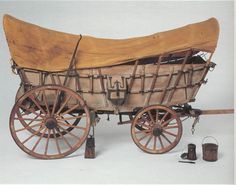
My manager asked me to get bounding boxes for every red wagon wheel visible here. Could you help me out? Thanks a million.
[131,105,182,154]
[10,85,91,159]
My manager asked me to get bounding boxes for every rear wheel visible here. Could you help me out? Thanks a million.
[10,85,91,159]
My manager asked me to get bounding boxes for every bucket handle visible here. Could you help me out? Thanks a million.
[202,136,218,146]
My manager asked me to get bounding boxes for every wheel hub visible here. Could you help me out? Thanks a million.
[45,117,57,129]
[152,127,162,136]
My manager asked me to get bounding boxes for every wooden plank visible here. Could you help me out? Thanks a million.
[98,69,105,93]
[98,68,108,106]
[160,68,174,104]
[187,67,193,86]
[74,70,81,92]
[89,69,93,93]
[128,60,139,93]
[39,71,43,85]
[200,109,234,115]
[183,71,188,100]
[55,73,62,85]
[166,50,191,104]
[188,52,213,101]
[140,65,145,94]
[49,73,56,84]
[63,36,82,86]
[19,69,30,85]
[144,56,162,106]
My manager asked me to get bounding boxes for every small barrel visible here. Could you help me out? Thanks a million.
[202,136,218,162]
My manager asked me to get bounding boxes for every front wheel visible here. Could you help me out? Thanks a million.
[131,105,182,154]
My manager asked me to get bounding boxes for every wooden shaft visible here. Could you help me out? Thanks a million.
[144,55,162,106]
[200,109,234,115]
[63,35,82,86]
[128,60,139,92]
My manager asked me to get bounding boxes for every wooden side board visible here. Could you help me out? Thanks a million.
[16,61,210,113]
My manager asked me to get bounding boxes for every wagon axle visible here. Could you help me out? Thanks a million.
[45,117,58,130]
[152,127,163,136]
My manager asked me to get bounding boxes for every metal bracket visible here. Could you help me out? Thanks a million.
[189,108,202,135]
[203,79,208,84]
[10,58,18,75]
[107,76,127,106]
[191,116,200,135]
[175,104,202,135]
[90,110,100,126]
[209,62,216,72]
[117,113,132,125]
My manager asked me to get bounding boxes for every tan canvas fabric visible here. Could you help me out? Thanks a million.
[3,15,219,72]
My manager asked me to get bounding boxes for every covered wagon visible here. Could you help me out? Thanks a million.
[4,15,226,159]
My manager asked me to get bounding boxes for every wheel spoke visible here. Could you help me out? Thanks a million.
[162,130,177,137]
[57,121,86,130]
[44,129,51,155]
[14,117,43,121]
[138,133,150,142]
[22,126,45,144]
[156,110,159,123]
[55,127,73,149]
[16,113,40,126]
[57,125,80,140]
[18,105,44,118]
[147,111,155,125]
[52,129,61,154]
[51,90,60,116]
[31,128,47,152]
[28,94,47,115]
[15,122,43,132]
[134,129,150,134]
[42,90,50,115]
[18,112,33,117]
[161,117,175,127]
[161,133,172,144]
[158,135,164,148]
[163,125,179,130]
[144,135,153,147]
[153,136,157,150]
[160,111,169,124]
[168,122,177,125]
[56,95,72,115]
[136,119,152,129]
[60,104,80,116]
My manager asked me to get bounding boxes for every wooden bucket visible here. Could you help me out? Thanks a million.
[202,136,218,162]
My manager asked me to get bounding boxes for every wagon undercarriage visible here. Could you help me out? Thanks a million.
[10,82,233,159]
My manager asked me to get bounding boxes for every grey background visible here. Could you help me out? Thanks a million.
[0,1,234,184]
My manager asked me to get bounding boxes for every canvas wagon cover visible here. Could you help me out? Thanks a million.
[3,15,219,72]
